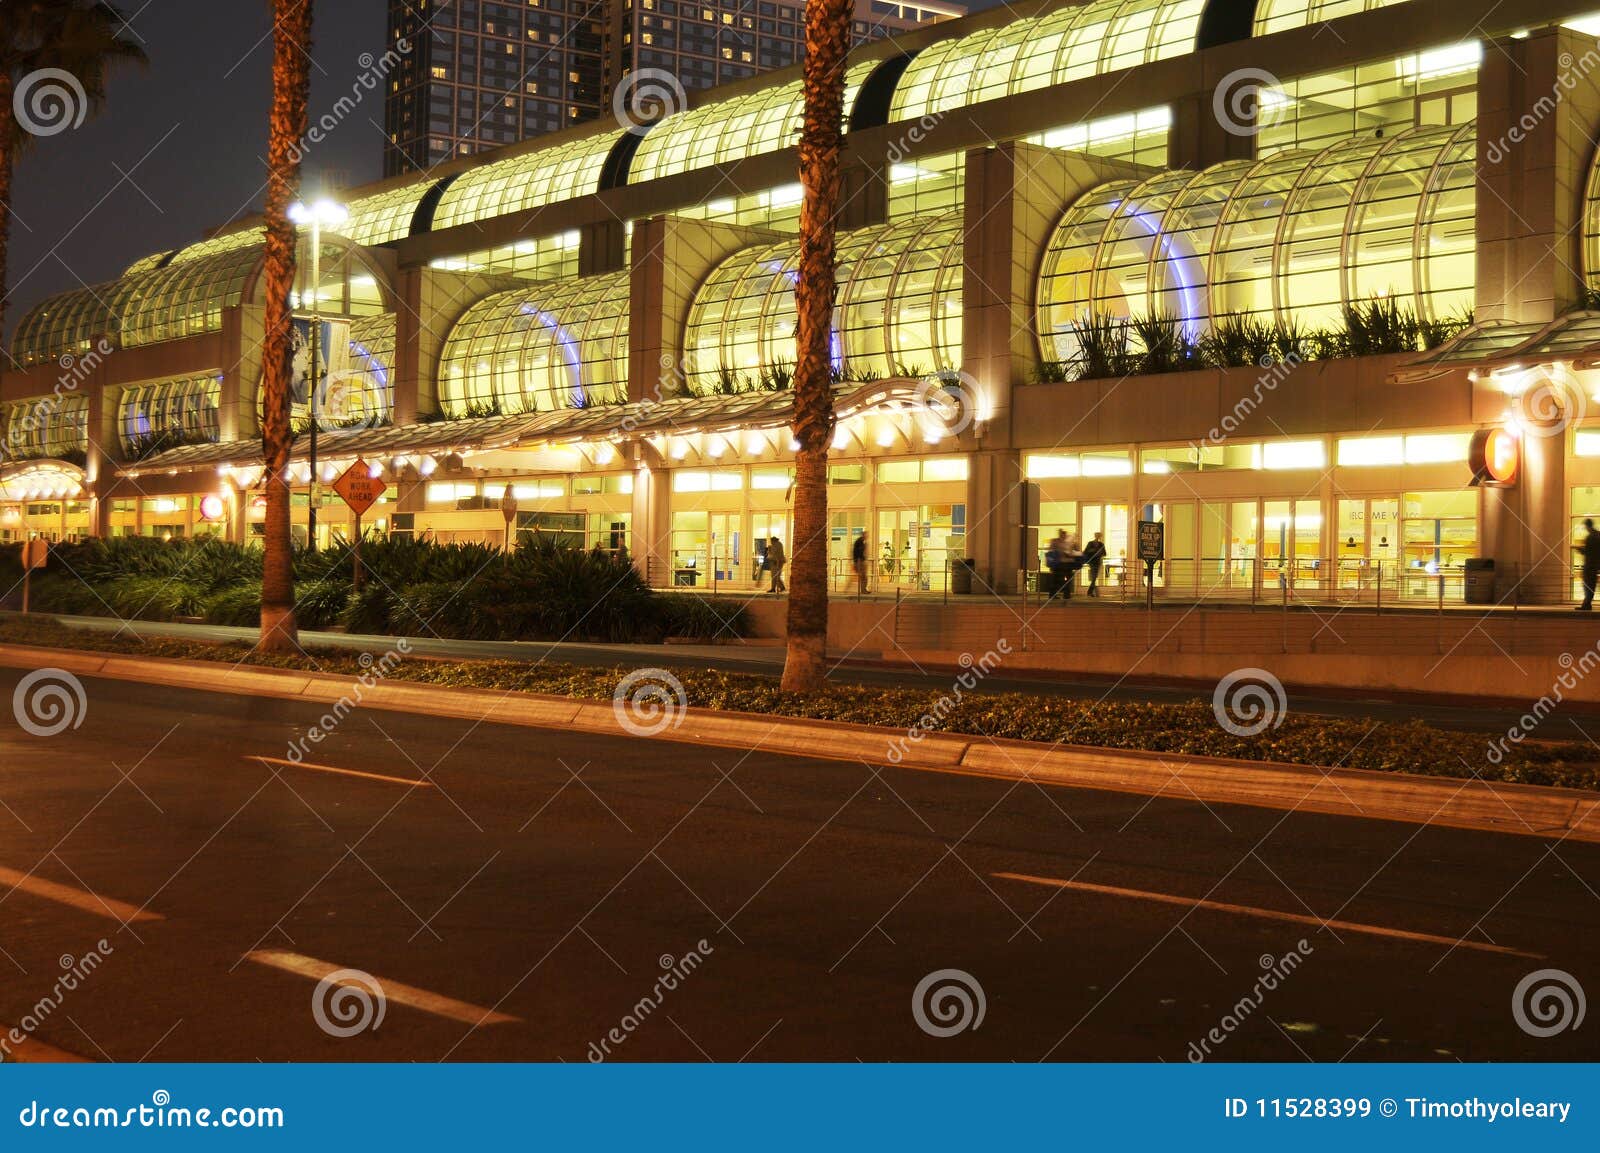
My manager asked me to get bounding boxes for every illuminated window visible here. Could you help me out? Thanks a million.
[683,213,965,393]
[438,271,631,417]
[1036,123,1476,360]
[118,374,223,455]
[0,393,90,459]
[1026,451,1132,477]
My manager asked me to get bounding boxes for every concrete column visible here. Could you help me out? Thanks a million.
[959,142,1144,592]
[630,448,672,586]
[627,216,779,403]
[1167,91,1254,172]
[1473,28,1600,599]
[1475,27,1600,323]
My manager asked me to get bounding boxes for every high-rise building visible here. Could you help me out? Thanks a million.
[385,0,962,177]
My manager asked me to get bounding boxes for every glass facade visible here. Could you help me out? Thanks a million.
[1037,123,1477,357]
[683,212,965,392]
[431,130,624,231]
[438,271,632,417]
[1253,0,1409,35]
[0,394,90,460]
[118,374,223,456]
[628,61,877,183]
[337,182,435,247]
[890,0,1202,121]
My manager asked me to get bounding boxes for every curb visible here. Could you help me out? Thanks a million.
[3,643,1596,844]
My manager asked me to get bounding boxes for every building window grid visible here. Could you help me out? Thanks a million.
[438,270,632,417]
[0,394,90,460]
[683,212,965,391]
[117,374,223,455]
[1036,122,1477,357]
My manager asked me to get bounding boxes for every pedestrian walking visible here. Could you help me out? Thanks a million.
[1044,530,1072,602]
[1577,518,1600,610]
[767,537,787,595]
[851,532,869,596]
[1081,531,1107,597]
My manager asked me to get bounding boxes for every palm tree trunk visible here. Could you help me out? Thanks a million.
[0,70,15,370]
[259,0,314,652]
[781,0,851,693]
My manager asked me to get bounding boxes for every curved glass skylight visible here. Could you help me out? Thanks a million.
[431,131,624,231]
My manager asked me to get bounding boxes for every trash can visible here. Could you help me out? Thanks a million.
[1464,557,1494,605]
[951,558,976,595]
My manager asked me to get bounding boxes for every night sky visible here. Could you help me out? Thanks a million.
[6,1,394,334]
[4,0,1005,336]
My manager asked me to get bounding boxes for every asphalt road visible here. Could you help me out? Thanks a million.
[0,670,1596,1062]
[20,612,1600,740]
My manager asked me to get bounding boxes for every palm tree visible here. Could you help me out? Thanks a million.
[781,0,852,693]
[1,1,144,356]
[259,0,314,652]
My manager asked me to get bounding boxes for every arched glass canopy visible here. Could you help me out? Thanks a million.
[118,374,223,455]
[890,0,1205,122]
[431,131,623,231]
[683,212,965,392]
[438,272,632,418]
[118,246,266,348]
[339,181,435,246]
[1035,122,1477,357]
[0,393,90,460]
[10,282,130,367]
[630,60,879,183]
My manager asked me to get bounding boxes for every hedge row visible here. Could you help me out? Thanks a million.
[0,536,744,643]
[1,615,1593,790]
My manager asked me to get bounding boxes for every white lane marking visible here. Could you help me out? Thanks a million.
[994,871,1542,959]
[0,864,162,924]
[245,949,520,1026]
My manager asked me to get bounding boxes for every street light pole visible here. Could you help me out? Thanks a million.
[289,198,347,554]
[307,215,320,552]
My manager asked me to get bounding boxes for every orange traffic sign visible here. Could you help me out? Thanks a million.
[332,459,388,516]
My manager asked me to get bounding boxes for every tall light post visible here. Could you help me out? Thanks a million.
[288,198,348,551]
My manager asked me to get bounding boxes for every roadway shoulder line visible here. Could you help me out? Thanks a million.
[245,949,519,1026]
[0,864,163,924]
[994,871,1541,959]
[3,642,1597,844]
[247,755,435,789]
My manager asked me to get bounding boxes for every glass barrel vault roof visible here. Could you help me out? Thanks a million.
[630,60,880,184]
[890,0,1205,122]
[431,131,624,232]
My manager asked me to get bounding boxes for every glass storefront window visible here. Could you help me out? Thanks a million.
[571,473,634,496]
